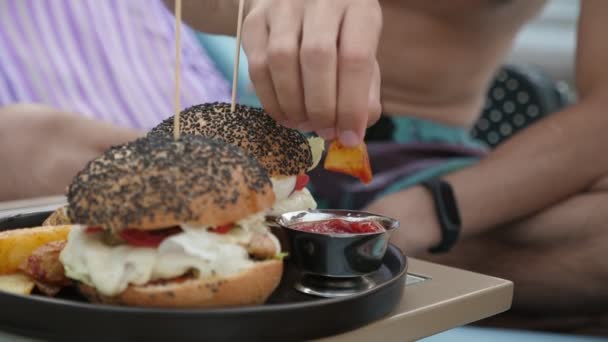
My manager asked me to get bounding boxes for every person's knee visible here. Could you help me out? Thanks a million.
[589,174,608,192]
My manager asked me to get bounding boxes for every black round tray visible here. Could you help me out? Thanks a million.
[0,212,407,342]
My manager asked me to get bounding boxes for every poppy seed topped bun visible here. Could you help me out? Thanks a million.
[149,102,313,177]
[67,134,275,231]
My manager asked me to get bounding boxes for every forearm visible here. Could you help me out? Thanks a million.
[162,0,253,35]
[425,232,608,326]
[451,0,608,237]
[447,93,608,236]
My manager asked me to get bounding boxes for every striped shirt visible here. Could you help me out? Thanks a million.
[0,0,230,129]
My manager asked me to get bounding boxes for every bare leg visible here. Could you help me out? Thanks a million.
[419,177,608,334]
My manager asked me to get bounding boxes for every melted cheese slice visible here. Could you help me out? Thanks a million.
[271,176,297,202]
[270,176,317,215]
[59,214,277,297]
[270,188,317,215]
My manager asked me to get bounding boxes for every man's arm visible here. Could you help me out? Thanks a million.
[0,105,142,201]
[368,0,608,253]
[162,0,250,35]
[451,0,608,233]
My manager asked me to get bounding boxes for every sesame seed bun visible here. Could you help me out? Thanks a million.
[77,259,283,308]
[149,103,313,177]
[67,134,275,231]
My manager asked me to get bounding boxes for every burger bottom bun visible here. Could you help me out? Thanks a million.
[78,260,283,308]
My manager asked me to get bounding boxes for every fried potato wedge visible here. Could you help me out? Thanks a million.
[0,273,35,295]
[42,206,71,226]
[0,225,72,275]
[323,141,373,184]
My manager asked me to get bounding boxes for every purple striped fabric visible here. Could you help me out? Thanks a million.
[0,0,230,129]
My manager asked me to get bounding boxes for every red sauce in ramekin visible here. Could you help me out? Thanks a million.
[290,219,385,235]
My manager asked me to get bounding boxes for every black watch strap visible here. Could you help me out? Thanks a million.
[420,178,461,253]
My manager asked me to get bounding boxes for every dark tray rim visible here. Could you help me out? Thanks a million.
[0,211,407,315]
[0,245,406,316]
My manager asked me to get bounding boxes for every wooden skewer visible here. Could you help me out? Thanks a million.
[231,0,246,113]
[173,0,183,140]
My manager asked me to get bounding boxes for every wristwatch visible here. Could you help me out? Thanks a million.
[420,178,461,253]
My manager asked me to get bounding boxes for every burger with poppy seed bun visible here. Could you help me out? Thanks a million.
[149,102,325,216]
[58,134,284,308]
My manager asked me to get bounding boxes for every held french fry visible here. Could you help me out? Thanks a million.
[0,273,35,295]
[323,141,373,184]
[0,225,72,274]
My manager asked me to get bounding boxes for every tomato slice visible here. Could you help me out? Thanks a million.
[208,224,233,234]
[85,227,104,234]
[294,174,310,191]
[119,227,182,248]
[91,223,233,248]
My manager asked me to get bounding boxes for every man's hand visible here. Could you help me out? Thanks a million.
[0,104,144,201]
[242,0,383,147]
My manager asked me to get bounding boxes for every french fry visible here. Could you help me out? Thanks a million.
[0,273,35,295]
[307,136,326,171]
[42,206,71,226]
[0,225,72,274]
[323,141,373,184]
